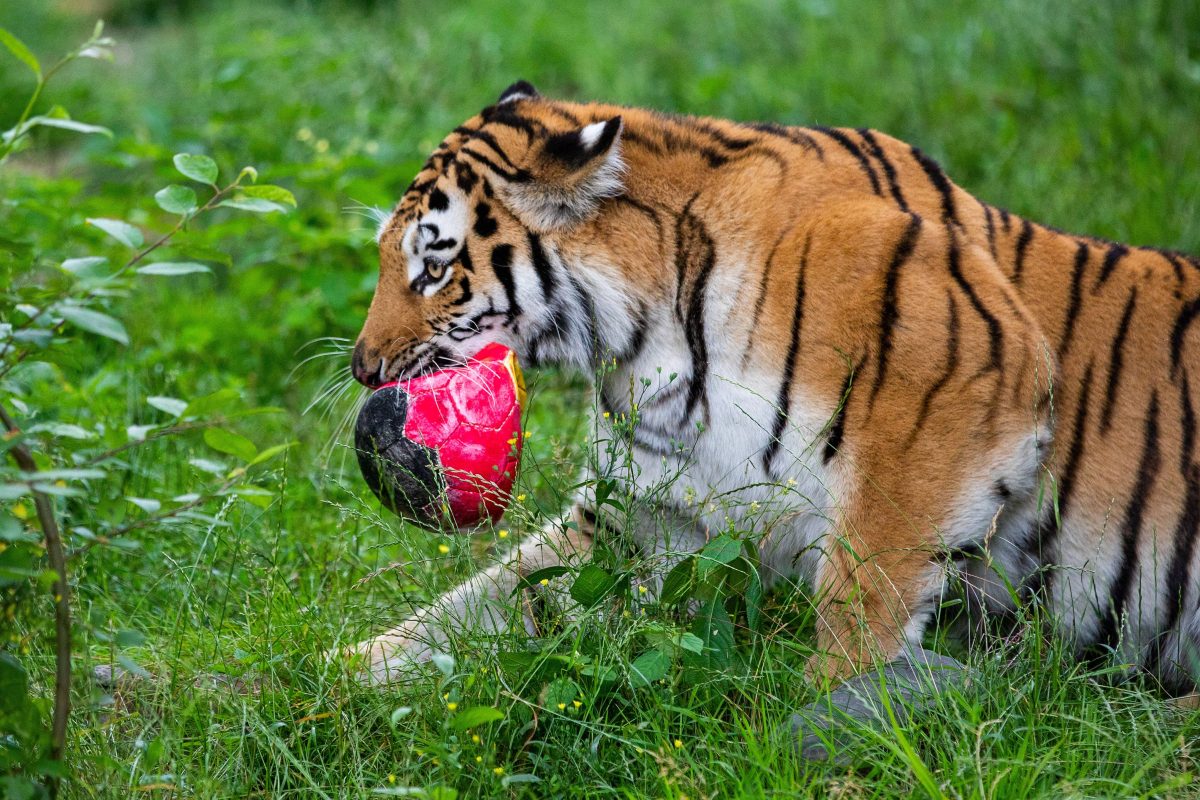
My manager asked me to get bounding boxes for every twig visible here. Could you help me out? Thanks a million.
[80,419,216,467]
[0,403,69,799]
[68,477,237,558]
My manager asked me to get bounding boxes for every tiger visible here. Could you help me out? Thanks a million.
[345,80,1200,707]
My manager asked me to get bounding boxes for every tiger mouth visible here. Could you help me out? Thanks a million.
[391,345,465,383]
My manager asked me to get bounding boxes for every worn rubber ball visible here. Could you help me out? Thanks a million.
[355,343,525,530]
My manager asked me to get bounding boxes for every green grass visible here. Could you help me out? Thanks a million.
[4,0,1200,796]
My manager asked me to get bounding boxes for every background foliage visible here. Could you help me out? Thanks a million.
[2,0,1199,797]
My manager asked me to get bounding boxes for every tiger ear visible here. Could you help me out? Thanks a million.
[503,116,625,232]
[498,80,539,104]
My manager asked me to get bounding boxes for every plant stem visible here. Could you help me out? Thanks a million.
[0,403,70,799]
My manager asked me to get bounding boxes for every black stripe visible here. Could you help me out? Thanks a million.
[673,200,717,421]
[910,146,958,225]
[612,195,666,242]
[478,103,541,136]
[490,244,521,321]
[1091,392,1162,659]
[690,118,757,151]
[458,146,532,183]
[1058,242,1090,360]
[1013,218,1035,285]
[998,207,1012,234]
[868,214,923,411]
[762,235,811,475]
[1099,288,1138,433]
[449,275,473,306]
[946,226,1004,372]
[824,355,865,464]
[747,122,825,158]
[1040,361,1095,569]
[913,291,961,432]
[811,126,882,196]
[473,202,498,238]
[741,227,792,369]
[981,202,997,260]
[1170,297,1200,378]
[1165,251,1185,286]
[1091,243,1129,291]
[566,273,598,360]
[622,301,650,362]
[1150,373,1200,673]
[857,128,909,211]
[527,232,558,302]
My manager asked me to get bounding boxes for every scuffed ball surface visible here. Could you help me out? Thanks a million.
[355,343,524,529]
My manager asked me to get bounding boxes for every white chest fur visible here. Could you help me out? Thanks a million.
[590,330,842,589]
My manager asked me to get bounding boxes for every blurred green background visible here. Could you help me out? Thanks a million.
[3,0,1200,796]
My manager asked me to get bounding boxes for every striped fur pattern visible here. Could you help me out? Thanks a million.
[351,81,1200,690]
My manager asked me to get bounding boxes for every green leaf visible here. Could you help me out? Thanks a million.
[127,424,156,441]
[22,468,106,481]
[450,706,504,731]
[57,306,129,345]
[137,262,211,277]
[0,484,29,501]
[746,569,764,634]
[183,388,239,418]
[61,256,108,276]
[685,598,735,672]
[86,217,144,249]
[700,534,741,566]
[0,27,40,78]
[629,649,670,688]
[204,428,257,461]
[570,564,617,607]
[154,184,198,215]
[127,497,161,513]
[173,152,218,184]
[218,196,289,213]
[230,486,273,509]
[660,556,696,604]
[678,632,705,654]
[249,442,295,466]
[431,652,455,677]
[237,165,258,184]
[27,422,94,440]
[515,565,571,593]
[147,396,188,417]
[241,184,296,207]
[189,458,226,475]
[18,115,111,138]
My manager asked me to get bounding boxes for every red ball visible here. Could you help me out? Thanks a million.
[355,343,525,530]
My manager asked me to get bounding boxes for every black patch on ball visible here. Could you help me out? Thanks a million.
[355,385,445,528]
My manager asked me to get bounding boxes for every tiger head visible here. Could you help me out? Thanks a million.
[351,81,628,388]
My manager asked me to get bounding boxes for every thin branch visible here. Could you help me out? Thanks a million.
[68,477,237,558]
[0,403,69,799]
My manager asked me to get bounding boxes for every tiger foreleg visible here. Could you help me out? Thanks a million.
[342,509,593,684]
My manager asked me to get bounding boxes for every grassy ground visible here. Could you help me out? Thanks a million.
[4,0,1200,796]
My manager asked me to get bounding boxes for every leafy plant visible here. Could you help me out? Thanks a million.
[0,24,296,797]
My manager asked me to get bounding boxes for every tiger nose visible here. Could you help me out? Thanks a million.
[351,341,383,389]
